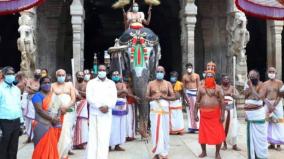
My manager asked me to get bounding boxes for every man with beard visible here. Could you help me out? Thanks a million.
[182,63,200,133]
[73,71,89,149]
[220,75,241,151]
[22,69,41,143]
[244,69,268,159]
[194,62,225,159]
[262,67,284,151]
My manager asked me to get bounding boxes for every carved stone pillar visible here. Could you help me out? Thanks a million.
[17,8,37,77]
[70,0,84,74]
[267,20,284,80]
[182,0,197,69]
[226,2,249,85]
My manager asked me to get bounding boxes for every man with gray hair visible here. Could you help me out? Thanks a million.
[0,66,23,159]
[52,69,76,159]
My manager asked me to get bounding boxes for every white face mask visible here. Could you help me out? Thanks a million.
[133,6,139,12]
[268,73,276,80]
[84,74,91,81]
[98,71,106,79]
[187,68,192,73]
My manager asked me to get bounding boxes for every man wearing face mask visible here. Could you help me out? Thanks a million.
[109,71,128,151]
[182,63,200,133]
[86,65,117,159]
[73,71,89,149]
[126,2,151,29]
[169,71,185,135]
[220,75,240,151]
[262,67,284,151]
[84,69,91,82]
[244,69,268,159]
[22,69,41,143]
[146,66,175,159]
[0,66,23,159]
[52,69,76,159]
[194,62,225,159]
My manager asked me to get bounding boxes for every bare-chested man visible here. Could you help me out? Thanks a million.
[262,67,284,150]
[146,66,175,159]
[109,71,128,151]
[220,75,241,151]
[22,69,41,143]
[52,69,76,159]
[244,69,268,159]
[182,63,200,133]
[194,65,225,159]
[73,71,88,149]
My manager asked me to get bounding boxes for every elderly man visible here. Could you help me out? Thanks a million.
[146,66,175,159]
[194,62,225,159]
[73,71,89,149]
[262,67,284,150]
[182,63,200,133]
[244,69,268,159]
[0,66,23,159]
[220,75,240,151]
[52,69,76,159]
[86,65,117,159]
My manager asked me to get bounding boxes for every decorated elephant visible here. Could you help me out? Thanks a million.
[109,1,161,138]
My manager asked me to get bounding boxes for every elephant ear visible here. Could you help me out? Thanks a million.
[149,44,161,80]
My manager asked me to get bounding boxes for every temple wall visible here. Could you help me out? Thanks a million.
[37,0,72,76]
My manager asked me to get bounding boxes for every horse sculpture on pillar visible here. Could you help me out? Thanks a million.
[109,0,161,138]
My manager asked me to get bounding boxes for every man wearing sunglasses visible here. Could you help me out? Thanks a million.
[146,66,175,159]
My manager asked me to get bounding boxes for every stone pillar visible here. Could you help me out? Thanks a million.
[70,0,84,73]
[226,2,249,85]
[267,20,284,80]
[17,8,37,77]
[182,0,197,69]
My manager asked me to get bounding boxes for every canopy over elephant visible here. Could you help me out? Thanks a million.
[109,0,161,138]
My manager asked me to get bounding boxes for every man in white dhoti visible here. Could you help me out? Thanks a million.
[52,69,76,159]
[125,80,137,141]
[169,71,185,135]
[182,63,200,133]
[22,69,41,142]
[244,70,268,159]
[262,67,284,151]
[221,75,241,151]
[73,71,89,149]
[146,66,175,159]
[109,71,128,151]
[86,65,117,159]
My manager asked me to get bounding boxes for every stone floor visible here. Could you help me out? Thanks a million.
[17,119,284,159]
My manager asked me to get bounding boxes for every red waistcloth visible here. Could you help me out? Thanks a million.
[32,127,59,159]
[198,107,225,145]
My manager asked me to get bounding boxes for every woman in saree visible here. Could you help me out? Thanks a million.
[31,76,62,159]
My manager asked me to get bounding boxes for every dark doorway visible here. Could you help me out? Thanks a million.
[84,0,181,76]
[246,16,267,81]
[0,14,21,71]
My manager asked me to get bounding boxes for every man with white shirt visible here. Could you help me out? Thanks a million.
[86,65,117,159]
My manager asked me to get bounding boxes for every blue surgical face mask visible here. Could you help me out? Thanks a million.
[5,75,15,84]
[170,77,177,83]
[112,76,120,82]
[156,72,164,80]
[41,83,51,92]
[98,71,107,79]
[57,76,65,83]
[84,74,91,81]
[133,6,139,12]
